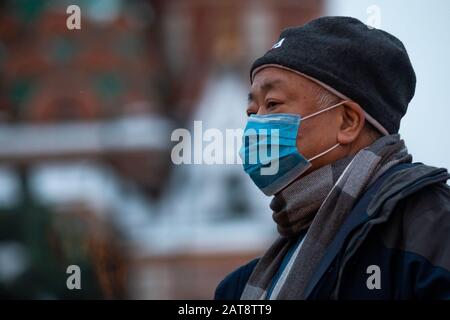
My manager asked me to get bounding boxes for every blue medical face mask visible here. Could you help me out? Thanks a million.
[239,101,347,196]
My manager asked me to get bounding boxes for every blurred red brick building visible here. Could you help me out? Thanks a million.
[0,0,323,299]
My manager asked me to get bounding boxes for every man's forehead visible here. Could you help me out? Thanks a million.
[251,72,290,92]
[251,67,307,92]
[252,78,284,93]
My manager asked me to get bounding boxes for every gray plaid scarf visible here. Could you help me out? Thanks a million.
[241,134,412,300]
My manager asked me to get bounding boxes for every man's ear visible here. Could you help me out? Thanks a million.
[336,101,365,145]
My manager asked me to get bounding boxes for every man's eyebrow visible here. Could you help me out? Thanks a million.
[248,78,286,103]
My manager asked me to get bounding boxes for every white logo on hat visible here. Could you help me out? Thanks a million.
[271,38,285,49]
[366,5,381,29]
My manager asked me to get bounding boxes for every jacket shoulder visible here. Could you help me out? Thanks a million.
[214,258,259,300]
[383,181,450,270]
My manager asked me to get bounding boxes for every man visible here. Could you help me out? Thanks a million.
[215,16,450,299]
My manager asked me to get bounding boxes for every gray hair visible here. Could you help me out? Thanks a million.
[311,83,382,139]
[311,83,341,110]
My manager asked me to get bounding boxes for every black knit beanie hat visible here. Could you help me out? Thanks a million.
[250,16,416,134]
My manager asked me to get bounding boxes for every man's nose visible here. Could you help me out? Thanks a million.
[246,104,259,116]
[256,106,269,115]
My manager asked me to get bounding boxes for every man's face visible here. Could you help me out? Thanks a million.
[247,67,344,173]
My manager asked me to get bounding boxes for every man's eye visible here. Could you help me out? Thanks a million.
[267,101,280,109]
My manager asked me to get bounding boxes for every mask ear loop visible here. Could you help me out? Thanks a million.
[308,143,340,162]
[301,100,349,121]
[303,100,350,162]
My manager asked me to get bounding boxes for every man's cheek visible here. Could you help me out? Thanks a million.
[296,138,310,159]
[295,127,312,154]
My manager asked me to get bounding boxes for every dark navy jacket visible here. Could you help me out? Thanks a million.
[215,163,450,300]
